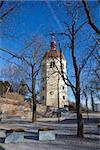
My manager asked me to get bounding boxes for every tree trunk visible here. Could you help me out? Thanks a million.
[32,66,36,122]
[71,23,83,137]
[84,92,89,119]
[91,91,94,112]
[57,73,60,122]
[76,76,83,137]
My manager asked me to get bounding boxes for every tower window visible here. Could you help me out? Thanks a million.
[50,61,55,68]
[63,96,65,99]
[62,86,64,90]
[42,96,44,100]
[42,87,44,90]
[53,61,55,67]
[42,78,44,81]
[50,62,53,68]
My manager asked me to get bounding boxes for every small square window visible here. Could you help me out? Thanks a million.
[50,91,54,95]
[62,86,64,90]
[42,96,44,100]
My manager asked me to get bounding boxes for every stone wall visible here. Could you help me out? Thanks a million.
[3,92,24,101]
[0,96,32,120]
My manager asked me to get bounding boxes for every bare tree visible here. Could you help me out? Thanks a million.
[1,64,25,92]
[52,1,98,137]
[0,35,46,122]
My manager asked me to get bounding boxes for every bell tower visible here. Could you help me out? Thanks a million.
[40,36,69,108]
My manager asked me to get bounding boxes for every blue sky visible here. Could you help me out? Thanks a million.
[0,0,99,103]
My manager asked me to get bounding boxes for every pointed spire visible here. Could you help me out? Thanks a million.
[50,32,56,50]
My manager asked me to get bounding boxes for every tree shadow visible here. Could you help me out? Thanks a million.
[1,120,32,125]
[60,117,99,124]
[0,145,5,150]
[24,131,38,140]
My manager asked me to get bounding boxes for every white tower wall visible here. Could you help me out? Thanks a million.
[40,56,68,108]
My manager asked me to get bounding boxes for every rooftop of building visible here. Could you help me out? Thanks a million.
[43,36,65,60]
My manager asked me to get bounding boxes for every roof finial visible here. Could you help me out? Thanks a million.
[50,32,54,41]
[50,32,56,50]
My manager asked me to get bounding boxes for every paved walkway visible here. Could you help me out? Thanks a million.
[0,113,99,150]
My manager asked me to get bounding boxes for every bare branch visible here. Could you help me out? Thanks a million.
[0,47,32,66]
[79,44,97,74]
[21,83,32,94]
[53,32,72,41]
[92,53,100,64]
[0,6,15,20]
[0,1,4,8]
[0,55,32,80]
[58,43,76,97]
[82,0,100,34]
[64,21,72,35]
[75,20,87,34]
